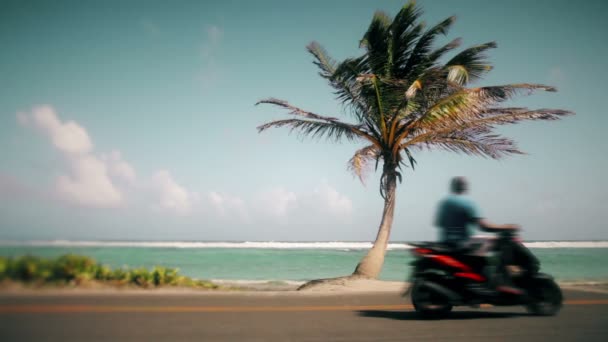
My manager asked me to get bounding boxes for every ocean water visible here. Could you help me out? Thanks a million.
[1,241,607,284]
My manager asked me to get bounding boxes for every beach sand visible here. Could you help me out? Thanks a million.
[0,279,408,295]
[2,278,606,295]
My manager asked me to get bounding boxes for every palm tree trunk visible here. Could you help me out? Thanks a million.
[352,169,397,279]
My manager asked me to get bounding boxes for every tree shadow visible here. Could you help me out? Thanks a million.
[357,310,528,321]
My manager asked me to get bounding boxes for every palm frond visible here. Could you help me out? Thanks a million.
[256,98,339,122]
[446,42,497,85]
[469,107,573,126]
[256,119,362,142]
[390,2,424,77]
[413,84,559,130]
[371,76,389,140]
[308,42,371,123]
[256,98,384,146]
[348,145,381,184]
[409,130,522,159]
[401,107,573,152]
[405,79,422,99]
[307,41,336,79]
[331,56,370,119]
[360,11,392,77]
[403,16,456,79]
[428,38,462,63]
[395,66,457,117]
[402,148,417,169]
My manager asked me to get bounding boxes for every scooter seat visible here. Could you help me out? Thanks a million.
[410,241,483,255]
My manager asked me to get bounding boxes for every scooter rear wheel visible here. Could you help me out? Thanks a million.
[411,279,453,318]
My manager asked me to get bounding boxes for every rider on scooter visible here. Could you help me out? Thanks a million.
[435,176,521,293]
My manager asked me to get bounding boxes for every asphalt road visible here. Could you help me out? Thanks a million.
[1,288,607,341]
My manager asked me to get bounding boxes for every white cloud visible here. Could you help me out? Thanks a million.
[56,154,123,207]
[152,170,196,215]
[18,106,122,208]
[208,191,248,220]
[253,188,297,221]
[208,185,352,224]
[15,106,352,223]
[312,184,353,217]
[28,105,93,155]
[17,106,201,215]
[102,150,136,184]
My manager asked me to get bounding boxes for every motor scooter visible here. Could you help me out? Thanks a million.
[407,231,562,318]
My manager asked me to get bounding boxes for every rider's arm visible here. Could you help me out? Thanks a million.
[477,218,519,232]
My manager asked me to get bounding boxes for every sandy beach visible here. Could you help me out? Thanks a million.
[0,278,408,295]
[2,278,608,296]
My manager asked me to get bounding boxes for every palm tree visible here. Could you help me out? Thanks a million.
[256,2,573,280]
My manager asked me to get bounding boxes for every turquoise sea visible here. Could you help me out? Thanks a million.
[1,241,607,285]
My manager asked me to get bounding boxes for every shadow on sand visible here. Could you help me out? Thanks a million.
[357,310,528,321]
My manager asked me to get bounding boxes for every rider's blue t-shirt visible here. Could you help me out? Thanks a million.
[435,194,481,244]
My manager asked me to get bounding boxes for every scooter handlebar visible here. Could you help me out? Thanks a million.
[499,228,520,238]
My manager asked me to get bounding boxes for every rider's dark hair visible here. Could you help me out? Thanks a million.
[450,177,467,194]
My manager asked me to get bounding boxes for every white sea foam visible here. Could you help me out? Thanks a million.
[1,240,607,249]
[524,241,608,248]
[0,240,406,250]
[212,279,306,286]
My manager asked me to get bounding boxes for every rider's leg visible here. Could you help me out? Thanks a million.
[495,240,523,294]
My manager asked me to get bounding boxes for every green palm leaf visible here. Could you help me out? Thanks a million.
[360,11,392,77]
[410,130,522,159]
[308,44,374,128]
[306,41,336,80]
[255,98,340,122]
[445,42,497,85]
[256,119,361,142]
[390,2,424,77]
[413,84,559,130]
[428,38,462,63]
[402,107,573,154]
[403,16,456,80]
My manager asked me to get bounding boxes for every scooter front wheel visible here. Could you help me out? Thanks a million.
[411,279,453,318]
[525,278,562,316]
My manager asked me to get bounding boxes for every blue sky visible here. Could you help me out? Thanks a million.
[0,0,606,241]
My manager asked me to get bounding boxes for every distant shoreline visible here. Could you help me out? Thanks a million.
[2,239,608,249]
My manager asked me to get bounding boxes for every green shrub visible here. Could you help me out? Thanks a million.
[110,268,129,283]
[151,266,179,286]
[0,254,219,289]
[10,255,49,281]
[193,279,219,289]
[51,254,97,282]
[94,264,112,281]
[128,268,152,287]
[0,257,8,279]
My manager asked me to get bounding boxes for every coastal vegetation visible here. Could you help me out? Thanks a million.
[256,1,573,283]
[0,254,220,289]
